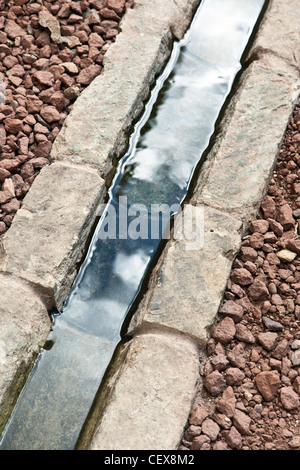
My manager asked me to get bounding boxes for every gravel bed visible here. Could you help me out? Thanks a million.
[0,0,133,236]
[180,103,300,451]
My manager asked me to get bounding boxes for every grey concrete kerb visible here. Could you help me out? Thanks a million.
[0,0,299,450]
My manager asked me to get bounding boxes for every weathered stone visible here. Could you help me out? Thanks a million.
[212,317,236,345]
[88,333,200,450]
[255,371,281,401]
[262,316,284,332]
[0,162,105,310]
[0,274,50,433]
[226,426,242,449]
[204,370,227,397]
[248,0,300,69]
[261,195,276,219]
[201,418,220,441]
[277,249,297,263]
[216,386,236,418]
[231,268,253,286]
[276,204,295,230]
[233,409,252,436]
[129,206,241,343]
[257,332,278,351]
[192,57,299,226]
[189,406,209,426]
[248,279,269,301]
[280,386,300,410]
[219,300,244,322]
[235,323,255,344]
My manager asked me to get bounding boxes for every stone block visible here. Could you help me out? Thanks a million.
[248,0,300,69]
[192,57,299,227]
[0,162,105,310]
[128,205,242,343]
[0,274,50,433]
[88,332,200,450]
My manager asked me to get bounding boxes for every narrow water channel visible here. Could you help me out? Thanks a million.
[0,0,267,450]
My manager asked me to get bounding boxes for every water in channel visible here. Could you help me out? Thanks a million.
[0,0,266,450]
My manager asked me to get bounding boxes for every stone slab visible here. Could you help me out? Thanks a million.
[0,274,50,434]
[192,56,300,228]
[0,162,105,311]
[128,205,242,344]
[247,0,300,69]
[50,0,200,177]
[88,332,200,450]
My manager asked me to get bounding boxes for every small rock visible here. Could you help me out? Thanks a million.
[240,246,257,262]
[4,118,23,134]
[216,386,236,417]
[189,406,209,426]
[249,219,269,234]
[204,370,227,397]
[272,339,290,360]
[291,349,300,366]
[38,9,61,43]
[219,300,244,322]
[235,323,255,343]
[226,426,242,449]
[262,316,284,332]
[212,317,236,344]
[2,178,15,197]
[77,65,101,85]
[32,70,54,88]
[5,19,26,39]
[63,86,80,100]
[280,386,300,410]
[255,371,280,401]
[277,249,297,263]
[231,268,253,286]
[285,239,300,255]
[201,418,220,441]
[256,332,278,351]
[61,62,79,74]
[40,106,61,123]
[289,436,300,449]
[248,279,269,301]
[225,367,245,386]
[190,435,210,450]
[261,195,276,219]
[277,204,295,230]
[233,409,252,436]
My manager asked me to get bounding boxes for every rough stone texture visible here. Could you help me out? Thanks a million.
[0,274,50,433]
[192,56,299,228]
[0,162,105,310]
[51,0,200,177]
[89,332,200,450]
[248,0,300,69]
[128,205,242,343]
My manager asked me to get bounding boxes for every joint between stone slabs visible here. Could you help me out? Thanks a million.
[127,204,242,345]
[191,58,300,232]
[245,0,300,73]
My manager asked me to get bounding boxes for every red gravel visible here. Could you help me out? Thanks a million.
[180,103,300,451]
[0,0,133,236]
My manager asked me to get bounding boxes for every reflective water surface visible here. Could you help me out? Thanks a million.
[0,0,266,450]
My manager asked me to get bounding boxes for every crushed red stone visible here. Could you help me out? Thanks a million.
[0,0,133,236]
[180,103,300,451]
